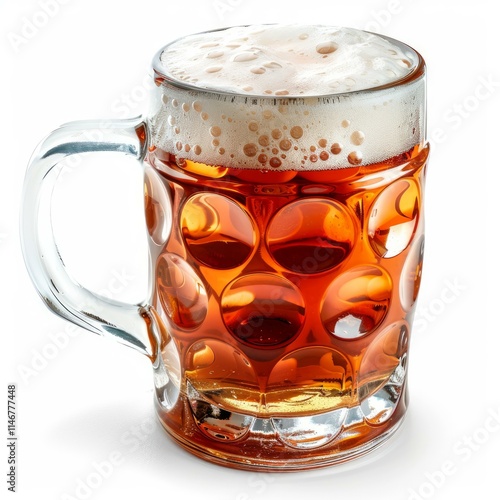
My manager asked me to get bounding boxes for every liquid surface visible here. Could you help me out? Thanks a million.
[159,25,416,96]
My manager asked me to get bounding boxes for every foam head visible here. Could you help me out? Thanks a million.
[151,25,426,170]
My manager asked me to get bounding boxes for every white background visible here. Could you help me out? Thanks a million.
[1,0,499,499]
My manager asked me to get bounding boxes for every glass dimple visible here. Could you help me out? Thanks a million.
[400,236,425,311]
[361,354,406,425]
[266,347,353,415]
[358,321,409,402]
[272,408,347,449]
[267,199,355,274]
[185,340,260,414]
[157,253,208,329]
[187,382,255,441]
[221,274,305,347]
[181,193,255,269]
[368,179,420,258]
[144,166,172,245]
[321,265,392,340]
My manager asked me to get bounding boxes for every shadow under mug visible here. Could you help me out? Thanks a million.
[21,26,428,471]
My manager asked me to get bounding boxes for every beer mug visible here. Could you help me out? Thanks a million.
[21,25,428,470]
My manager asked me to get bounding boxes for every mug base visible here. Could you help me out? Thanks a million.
[155,384,408,472]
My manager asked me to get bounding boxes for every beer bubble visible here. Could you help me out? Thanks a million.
[251,66,266,74]
[233,52,259,62]
[258,154,268,164]
[192,101,202,112]
[320,151,329,161]
[350,131,365,145]
[310,154,318,162]
[331,143,342,155]
[184,144,191,152]
[318,138,327,148]
[161,94,169,105]
[206,66,223,73]
[193,145,202,155]
[269,157,282,168]
[212,139,219,147]
[262,110,273,119]
[182,103,190,112]
[275,90,290,96]
[201,112,209,120]
[290,126,303,139]
[298,33,309,40]
[248,121,259,132]
[210,126,222,137]
[258,135,270,147]
[206,50,224,59]
[264,61,282,69]
[280,139,292,151]
[271,129,282,140]
[243,143,258,157]
[347,151,362,165]
[341,120,350,128]
[168,115,176,126]
[316,42,338,54]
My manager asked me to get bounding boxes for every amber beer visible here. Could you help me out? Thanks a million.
[145,25,428,469]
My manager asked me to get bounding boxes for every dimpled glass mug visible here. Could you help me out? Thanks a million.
[21,25,428,471]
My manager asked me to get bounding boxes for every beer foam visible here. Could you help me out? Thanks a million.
[151,25,426,170]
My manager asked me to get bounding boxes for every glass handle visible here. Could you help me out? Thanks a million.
[20,116,160,360]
